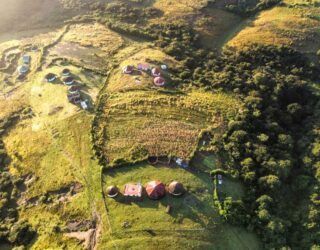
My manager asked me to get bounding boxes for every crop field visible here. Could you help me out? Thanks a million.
[96,90,240,164]
[101,162,262,249]
[227,2,320,56]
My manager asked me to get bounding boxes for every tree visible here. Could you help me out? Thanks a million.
[258,175,281,191]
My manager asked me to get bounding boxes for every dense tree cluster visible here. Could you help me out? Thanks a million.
[95,2,162,24]
[204,45,319,249]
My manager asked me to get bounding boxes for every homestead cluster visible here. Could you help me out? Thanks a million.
[122,63,167,86]
[44,68,88,110]
[16,52,89,110]
[106,180,185,201]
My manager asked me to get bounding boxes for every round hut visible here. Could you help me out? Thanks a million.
[122,65,134,74]
[45,73,56,83]
[151,67,161,77]
[106,185,119,198]
[62,68,71,76]
[68,85,81,94]
[168,181,185,197]
[145,180,165,200]
[63,76,75,85]
[154,76,165,87]
[17,65,29,74]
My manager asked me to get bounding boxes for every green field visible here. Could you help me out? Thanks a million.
[101,163,262,250]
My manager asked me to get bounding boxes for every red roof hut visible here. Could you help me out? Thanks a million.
[124,183,142,197]
[154,76,165,87]
[151,67,161,77]
[145,180,165,200]
[122,65,134,74]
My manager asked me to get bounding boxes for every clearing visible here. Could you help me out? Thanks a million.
[101,162,262,249]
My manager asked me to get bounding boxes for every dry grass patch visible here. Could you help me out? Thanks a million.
[63,23,124,54]
[153,0,207,15]
[227,6,320,54]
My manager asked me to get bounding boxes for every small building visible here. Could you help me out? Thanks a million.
[4,77,10,84]
[22,55,31,64]
[124,183,142,198]
[63,76,75,85]
[106,185,119,198]
[80,101,88,110]
[168,181,185,196]
[67,92,81,104]
[31,46,38,52]
[17,65,29,74]
[151,68,161,77]
[175,158,189,168]
[145,180,165,200]
[138,63,150,72]
[217,174,223,185]
[62,68,71,76]
[122,65,134,74]
[16,74,26,81]
[68,85,81,94]
[161,64,168,70]
[154,76,165,87]
[44,73,56,83]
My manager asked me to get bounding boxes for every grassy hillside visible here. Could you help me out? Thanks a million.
[227,0,320,57]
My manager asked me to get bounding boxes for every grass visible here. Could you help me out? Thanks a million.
[101,162,262,249]
[47,23,124,71]
[152,0,207,16]
[194,8,243,49]
[227,3,320,56]
[96,90,240,163]
[5,111,106,249]
[63,23,123,54]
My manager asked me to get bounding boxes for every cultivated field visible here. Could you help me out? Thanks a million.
[97,90,239,164]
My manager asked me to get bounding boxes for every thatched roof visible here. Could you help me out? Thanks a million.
[106,185,119,198]
[62,68,71,76]
[63,76,74,85]
[168,181,185,196]
[45,73,56,81]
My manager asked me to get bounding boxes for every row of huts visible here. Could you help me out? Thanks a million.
[106,180,185,200]
[17,54,31,80]
[44,68,88,110]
